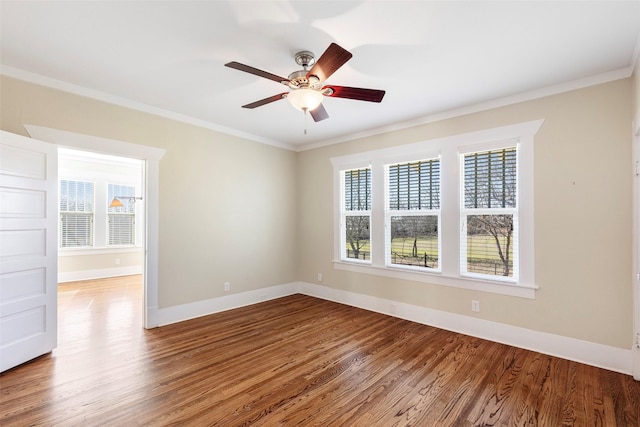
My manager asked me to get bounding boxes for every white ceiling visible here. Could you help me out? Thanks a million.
[1,1,639,150]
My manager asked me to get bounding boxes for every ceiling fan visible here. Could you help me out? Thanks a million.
[225,43,385,123]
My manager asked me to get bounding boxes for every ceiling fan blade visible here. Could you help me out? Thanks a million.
[323,85,386,103]
[241,93,288,109]
[306,43,352,84]
[310,103,329,122]
[225,61,290,85]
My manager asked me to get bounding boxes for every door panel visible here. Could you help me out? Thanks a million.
[0,131,57,372]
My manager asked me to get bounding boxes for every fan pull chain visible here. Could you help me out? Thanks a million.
[303,108,308,135]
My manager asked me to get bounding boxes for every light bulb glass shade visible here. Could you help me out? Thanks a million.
[109,197,124,208]
[287,88,323,111]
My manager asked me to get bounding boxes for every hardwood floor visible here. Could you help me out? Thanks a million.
[1,276,639,426]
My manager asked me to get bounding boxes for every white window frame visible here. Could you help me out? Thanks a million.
[59,179,95,248]
[459,143,519,283]
[339,164,372,264]
[107,183,137,246]
[385,157,441,272]
[331,120,542,299]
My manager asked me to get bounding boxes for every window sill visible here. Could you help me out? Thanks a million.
[333,260,537,299]
[59,246,143,257]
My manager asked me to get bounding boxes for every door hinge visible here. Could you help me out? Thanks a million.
[636,333,640,349]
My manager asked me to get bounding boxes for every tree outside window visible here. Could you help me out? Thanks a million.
[342,168,371,261]
[387,159,440,270]
[462,147,517,278]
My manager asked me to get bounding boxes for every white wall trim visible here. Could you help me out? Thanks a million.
[301,67,632,151]
[156,283,299,326]
[155,280,633,376]
[58,266,142,283]
[633,124,640,381]
[298,282,632,376]
[58,247,143,257]
[2,66,294,151]
[1,65,630,154]
[24,124,166,161]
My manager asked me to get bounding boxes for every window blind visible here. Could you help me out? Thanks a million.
[109,214,135,245]
[344,168,370,211]
[107,183,136,246]
[388,159,440,210]
[464,148,516,209]
[387,158,440,270]
[59,180,94,248]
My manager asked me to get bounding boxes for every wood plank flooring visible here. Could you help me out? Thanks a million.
[1,275,639,426]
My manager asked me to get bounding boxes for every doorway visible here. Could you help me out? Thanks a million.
[24,124,165,329]
[57,148,145,334]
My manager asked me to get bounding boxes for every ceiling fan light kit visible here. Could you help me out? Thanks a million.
[286,88,323,111]
[225,43,385,127]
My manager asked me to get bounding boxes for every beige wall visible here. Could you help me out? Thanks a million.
[58,251,142,273]
[296,79,633,349]
[1,75,297,308]
[1,75,633,349]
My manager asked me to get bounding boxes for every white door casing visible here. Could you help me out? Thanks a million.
[634,120,640,381]
[23,125,165,329]
[0,131,58,372]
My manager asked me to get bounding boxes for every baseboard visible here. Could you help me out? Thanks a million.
[297,282,633,376]
[156,283,299,326]
[58,266,143,283]
[153,280,633,376]
[145,305,159,329]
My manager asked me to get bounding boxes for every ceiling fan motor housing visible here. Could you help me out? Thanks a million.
[287,70,321,90]
[289,51,321,90]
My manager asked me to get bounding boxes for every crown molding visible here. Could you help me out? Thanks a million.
[300,67,633,152]
[1,64,632,153]
[0,65,295,151]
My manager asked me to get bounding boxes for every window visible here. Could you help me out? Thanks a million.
[386,158,440,270]
[341,167,371,262]
[58,148,144,253]
[461,148,517,280]
[332,120,541,298]
[60,180,94,247]
[108,183,136,246]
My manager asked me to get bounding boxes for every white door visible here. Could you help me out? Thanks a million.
[0,130,58,372]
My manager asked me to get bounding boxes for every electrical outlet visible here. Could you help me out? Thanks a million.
[224,282,230,292]
[471,300,480,312]
[317,273,323,282]
[115,258,120,265]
